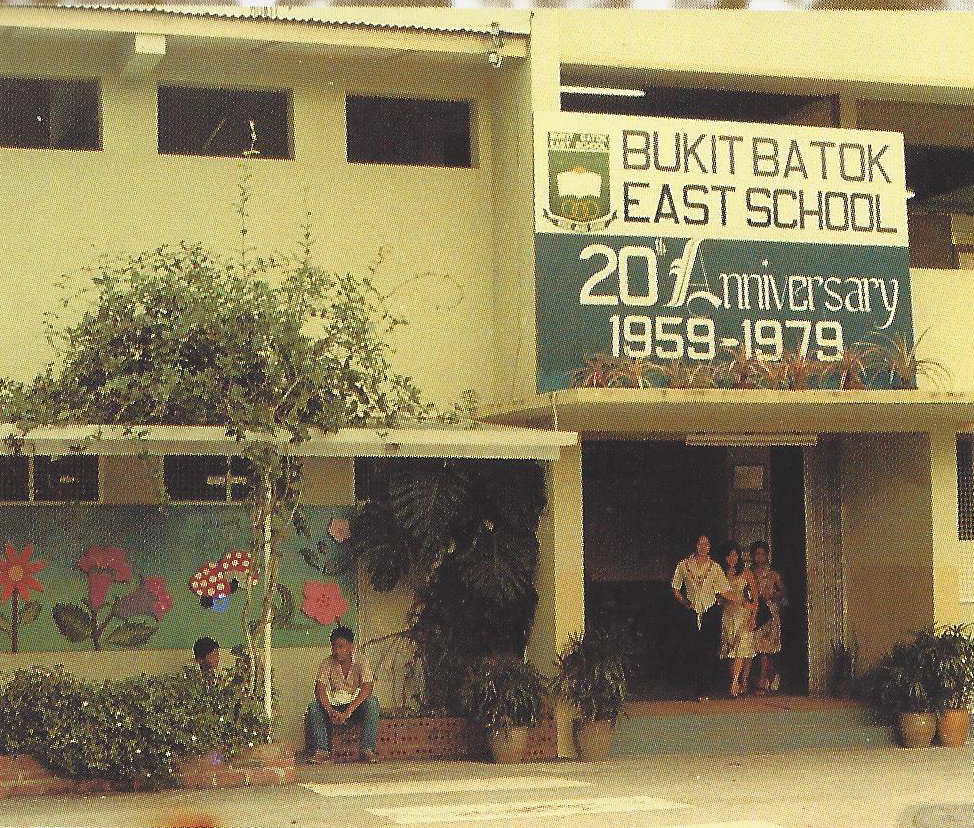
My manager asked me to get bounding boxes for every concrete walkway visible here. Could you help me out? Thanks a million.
[1,744,972,828]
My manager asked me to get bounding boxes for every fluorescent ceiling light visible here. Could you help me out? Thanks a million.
[561,85,646,98]
[686,433,818,447]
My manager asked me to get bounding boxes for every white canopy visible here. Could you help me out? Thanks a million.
[0,423,577,462]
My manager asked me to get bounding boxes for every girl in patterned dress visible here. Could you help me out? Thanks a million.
[751,540,787,695]
[718,542,757,698]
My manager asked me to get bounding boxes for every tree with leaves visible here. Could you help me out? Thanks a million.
[345,457,546,714]
[0,190,434,724]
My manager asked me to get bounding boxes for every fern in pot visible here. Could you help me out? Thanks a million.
[552,630,629,761]
[929,624,974,747]
[863,632,939,748]
[463,657,547,764]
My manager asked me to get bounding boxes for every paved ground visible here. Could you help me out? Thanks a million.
[1,745,972,828]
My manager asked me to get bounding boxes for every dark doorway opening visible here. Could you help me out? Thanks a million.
[583,439,809,699]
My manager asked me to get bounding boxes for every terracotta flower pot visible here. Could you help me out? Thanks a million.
[574,719,615,761]
[898,712,937,748]
[488,727,529,764]
[937,709,971,747]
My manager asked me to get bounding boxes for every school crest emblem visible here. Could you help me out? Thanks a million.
[543,131,616,232]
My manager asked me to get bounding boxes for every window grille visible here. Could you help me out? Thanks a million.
[164,455,253,503]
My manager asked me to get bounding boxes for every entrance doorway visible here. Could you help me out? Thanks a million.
[582,439,808,699]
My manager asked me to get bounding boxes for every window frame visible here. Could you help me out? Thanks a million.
[156,84,295,161]
[344,92,476,169]
[0,75,103,152]
[0,454,102,505]
[162,454,255,504]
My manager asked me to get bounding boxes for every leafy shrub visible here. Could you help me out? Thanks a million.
[0,652,270,789]
[462,658,547,733]
[552,628,631,723]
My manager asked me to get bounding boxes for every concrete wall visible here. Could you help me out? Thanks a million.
[841,433,935,668]
[0,41,501,409]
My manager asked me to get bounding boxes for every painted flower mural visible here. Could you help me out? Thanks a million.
[117,576,174,622]
[190,550,258,610]
[301,581,348,626]
[0,542,47,653]
[327,517,351,545]
[53,546,172,650]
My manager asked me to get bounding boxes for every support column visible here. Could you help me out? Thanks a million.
[529,443,584,758]
[930,427,963,625]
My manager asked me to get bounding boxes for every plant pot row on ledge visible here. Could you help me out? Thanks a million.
[862,624,974,748]
[569,330,948,391]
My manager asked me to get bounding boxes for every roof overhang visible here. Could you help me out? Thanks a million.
[478,388,974,436]
[0,423,577,462]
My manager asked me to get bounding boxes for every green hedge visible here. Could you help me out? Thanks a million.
[0,652,270,789]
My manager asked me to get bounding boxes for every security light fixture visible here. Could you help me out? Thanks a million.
[560,85,647,97]
[487,21,503,69]
[685,433,818,447]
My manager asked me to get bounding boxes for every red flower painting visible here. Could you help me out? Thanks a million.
[0,542,47,653]
[77,547,133,611]
[117,576,174,622]
[301,581,348,626]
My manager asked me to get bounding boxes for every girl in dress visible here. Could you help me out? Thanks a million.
[751,540,787,695]
[718,542,757,698]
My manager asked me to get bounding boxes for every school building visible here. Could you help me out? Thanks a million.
[1,5,974,756]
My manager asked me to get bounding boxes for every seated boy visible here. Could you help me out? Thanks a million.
[193,637,220,681]
[306,625,380,764]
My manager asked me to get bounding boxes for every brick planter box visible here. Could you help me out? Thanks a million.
[0,744,297,800]
[329,715,557,763]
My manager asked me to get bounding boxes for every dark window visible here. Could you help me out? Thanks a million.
[959,437,974,541]
[33,455,99,502]
[0,456,29,501]
[0,77,100,150]
[158,86,292,159]
[346,95,471,168]
[164,455,253,502]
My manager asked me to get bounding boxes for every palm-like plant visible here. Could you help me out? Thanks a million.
[828,346,869,390]
[718,345,762,390]
[861,329,951,390]
[783,351,826,390]
[605,356,661,389]
[569,354,615,388]
[754,358,790,390]
[463,658,548,733]
[552,629,630,723]
[928,624,974,711]
[657,358,715,389]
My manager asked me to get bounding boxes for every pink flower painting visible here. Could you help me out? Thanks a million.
[301,581,348,626]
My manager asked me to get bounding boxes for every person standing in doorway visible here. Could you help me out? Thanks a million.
[717,542,757,698]
[751,540,787,695]
[672,534,737,701]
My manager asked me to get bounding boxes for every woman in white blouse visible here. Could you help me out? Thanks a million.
[672,534,738,700]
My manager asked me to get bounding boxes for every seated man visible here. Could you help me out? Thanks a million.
[306,625,380,764]
[193,636,220,681]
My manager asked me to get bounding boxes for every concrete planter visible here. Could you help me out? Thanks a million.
[574,719,615,761]
[488,727,529,764]
[897,712,937,748]
[937,709,971,747]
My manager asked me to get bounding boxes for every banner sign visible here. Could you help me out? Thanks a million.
[534,112,914,392]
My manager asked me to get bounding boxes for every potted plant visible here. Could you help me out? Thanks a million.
[463,658,547,764]
[552,630,629,761]
[928,624,974,747]
[863,632,939,748]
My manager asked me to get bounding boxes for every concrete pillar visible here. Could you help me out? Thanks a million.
[528,443,585,758]
[930,427,963,625]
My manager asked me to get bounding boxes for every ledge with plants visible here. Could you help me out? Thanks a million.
[568,329,950,392]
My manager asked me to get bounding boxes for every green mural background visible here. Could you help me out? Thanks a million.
[0,504,355,653]
[536,233,914,393]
